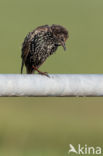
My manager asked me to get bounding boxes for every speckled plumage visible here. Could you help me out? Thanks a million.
[21,24,69,75]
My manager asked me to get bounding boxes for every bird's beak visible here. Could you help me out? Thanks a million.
[61,42,66,51]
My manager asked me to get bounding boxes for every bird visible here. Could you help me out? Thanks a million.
[21,24,69,77]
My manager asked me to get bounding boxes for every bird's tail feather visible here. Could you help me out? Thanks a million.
[21,60,24,74]
[21,61,35,74]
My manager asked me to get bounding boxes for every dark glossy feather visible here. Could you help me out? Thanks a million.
[21,25,68,74]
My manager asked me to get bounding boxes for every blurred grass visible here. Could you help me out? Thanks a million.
[0,0,103,74]
[0,0,103,155]
[0,98,103,156]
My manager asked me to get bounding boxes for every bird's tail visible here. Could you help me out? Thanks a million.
[21,60,34,74]
[26,65,35,74]
[21,60,24,74]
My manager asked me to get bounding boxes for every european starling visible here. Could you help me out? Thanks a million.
[21,24,69,76]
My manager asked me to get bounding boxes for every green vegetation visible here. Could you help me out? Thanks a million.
[0,0,103,155]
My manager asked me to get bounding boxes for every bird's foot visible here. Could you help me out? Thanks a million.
[38,71,50,78]
[32,65,50,78]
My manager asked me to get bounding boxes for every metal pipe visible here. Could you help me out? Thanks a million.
[0,74,103,97]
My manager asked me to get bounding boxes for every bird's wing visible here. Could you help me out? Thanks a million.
[21,32,32,73]
[22,25,50,60]
[21,32,31,62]
[33,25,50,35]
[21,25,51,71]
[21,25,51,73]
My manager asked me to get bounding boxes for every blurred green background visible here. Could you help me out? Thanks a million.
[0,0,103,155]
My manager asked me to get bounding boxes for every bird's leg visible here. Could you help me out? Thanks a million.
[32,65,50,77]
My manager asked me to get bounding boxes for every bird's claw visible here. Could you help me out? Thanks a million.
[38,71,50,78]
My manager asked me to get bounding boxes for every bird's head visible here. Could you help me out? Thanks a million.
[51,24,69,51]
